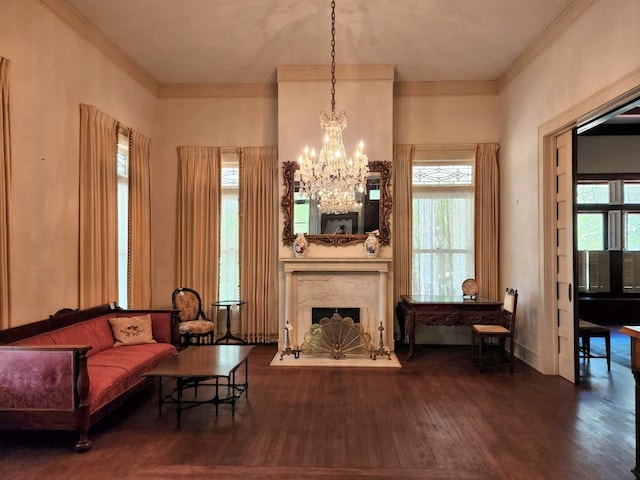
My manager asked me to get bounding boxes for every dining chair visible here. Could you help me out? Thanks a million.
[471,288,518,372]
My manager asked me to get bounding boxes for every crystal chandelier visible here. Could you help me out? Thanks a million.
[297,0,369,215]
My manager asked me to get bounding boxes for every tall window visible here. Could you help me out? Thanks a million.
[577,178,640,294]
[219,152,240,301]
[116,126,129,308]
[412,159,475,296]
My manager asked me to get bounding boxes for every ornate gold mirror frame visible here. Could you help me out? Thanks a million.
[281,160,392,247]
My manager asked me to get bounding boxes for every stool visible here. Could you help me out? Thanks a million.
[578,320,611,371]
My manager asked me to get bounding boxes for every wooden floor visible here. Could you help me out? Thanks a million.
[0,343,636,480]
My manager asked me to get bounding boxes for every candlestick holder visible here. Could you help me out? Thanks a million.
[280,321,301,360]
[370,321,391,360]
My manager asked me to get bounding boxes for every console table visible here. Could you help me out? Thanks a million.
[396,295,503,360]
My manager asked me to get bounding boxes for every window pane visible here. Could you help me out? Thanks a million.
[625,212,640,250]
[625,182,640,204]
[116,128,129,309]
[576,183,609,204]
[577,213,605,250]
[411,188,474,296]
[412,164,473,186]
[219,162,239,301]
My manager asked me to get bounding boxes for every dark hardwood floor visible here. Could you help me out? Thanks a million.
[0,343,636,479]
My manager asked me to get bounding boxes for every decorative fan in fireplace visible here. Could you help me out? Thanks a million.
[300,311,372,359]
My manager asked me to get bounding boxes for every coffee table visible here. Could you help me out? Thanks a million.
[143,345,254,429]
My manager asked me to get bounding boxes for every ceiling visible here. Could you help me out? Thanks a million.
[61,0,577,85]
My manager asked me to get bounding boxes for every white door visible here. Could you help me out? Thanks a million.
[556,130,577,383]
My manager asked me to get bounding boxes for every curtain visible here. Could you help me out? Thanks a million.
[176,146,220,315]
[128,130,152,308]
[474,143,500,300]
[79,104,118,308]
[393,145,414,311]
[239,146,278,343]
[0,58,11,328]
[412,185,474,296]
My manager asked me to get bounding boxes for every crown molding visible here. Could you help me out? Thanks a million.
[497,0,598,92]
[277,65,396,82]
[394,81,497,97]
[158,83,277,98]
[40,0,159,95]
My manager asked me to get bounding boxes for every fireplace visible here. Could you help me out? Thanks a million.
[279,258,393,359]
[312,307,360,324]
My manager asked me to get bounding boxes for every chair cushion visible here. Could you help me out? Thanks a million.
[472,324,509,334]
[178,319,214,335]
[108,314,157,347]
[578,320,609,334]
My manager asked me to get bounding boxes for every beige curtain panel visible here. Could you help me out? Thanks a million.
[176,146,220,313]
[0,57,11,328]
[79,104,118,308]
[239,146,278,343]
[474,143,500,300]
[128,130,153,308]
[393,144,414,305]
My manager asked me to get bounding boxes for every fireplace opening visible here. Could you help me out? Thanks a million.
[312,307,360,324]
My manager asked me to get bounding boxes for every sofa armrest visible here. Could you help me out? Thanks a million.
[0,345,91,411]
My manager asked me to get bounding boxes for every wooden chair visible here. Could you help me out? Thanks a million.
[171,287,215,347]
[471,288,518,372]
[578,320,611,371]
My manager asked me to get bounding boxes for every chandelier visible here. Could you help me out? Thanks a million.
[297,0,369,215]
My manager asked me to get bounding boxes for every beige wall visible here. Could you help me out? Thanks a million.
[499,0,640,372]
[0,0,157,325]
[394,93,500,144]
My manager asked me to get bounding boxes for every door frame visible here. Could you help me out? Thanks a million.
[539,77,640,378]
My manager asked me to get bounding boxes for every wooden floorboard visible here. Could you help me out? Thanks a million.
[0,343,636,479]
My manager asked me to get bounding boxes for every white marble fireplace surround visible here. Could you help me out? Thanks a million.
[280,258,393,356]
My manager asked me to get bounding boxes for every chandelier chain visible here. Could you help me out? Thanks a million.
[330,0,336,115]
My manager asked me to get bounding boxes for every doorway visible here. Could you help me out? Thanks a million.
[542,90,640,383]
[574,98,640,374]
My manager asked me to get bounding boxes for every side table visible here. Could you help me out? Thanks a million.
[213,300,246,344]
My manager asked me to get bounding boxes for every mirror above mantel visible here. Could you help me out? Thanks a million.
[281,160,392,247]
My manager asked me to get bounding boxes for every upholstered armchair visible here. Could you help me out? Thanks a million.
[171,287,215,347]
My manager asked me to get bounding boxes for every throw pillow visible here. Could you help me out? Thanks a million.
[109,314,157,347]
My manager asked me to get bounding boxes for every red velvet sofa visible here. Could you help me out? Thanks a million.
[0,304,178,451]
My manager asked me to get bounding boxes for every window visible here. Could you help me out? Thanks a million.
[411,159,475,296]
[624,211,640,293]
[577,178,640,295]
[116,126,129,308]
[219,152,240,301]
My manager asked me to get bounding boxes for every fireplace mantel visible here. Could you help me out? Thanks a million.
[282,257,392,273]
[279,257,393,357]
